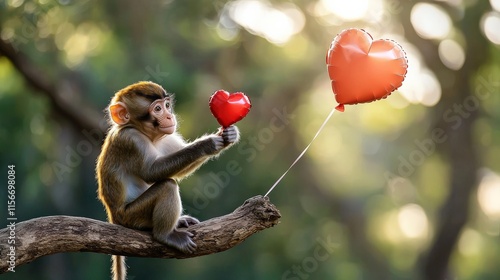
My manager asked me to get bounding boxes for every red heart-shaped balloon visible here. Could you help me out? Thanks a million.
[326,29,408,112]
[209,90,251,128]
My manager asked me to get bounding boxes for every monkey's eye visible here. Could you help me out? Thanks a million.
[165,102,171,108]
[154,105,162,112]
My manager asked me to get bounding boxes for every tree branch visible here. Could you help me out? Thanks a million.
[0,38,102,131]
[0,195,280,273]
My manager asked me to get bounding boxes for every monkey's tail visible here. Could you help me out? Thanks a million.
[112,255,126,280]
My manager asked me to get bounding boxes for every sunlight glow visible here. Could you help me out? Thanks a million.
[491,0,500,12]
[318,0,369,21]
[351,39,444,108]
[458,228,483,256]
[228,0,305,45]
[418,71,442,106]
[387,177,416,204]
[30,114,46,135]
[438,39,465,70]
[435,0,462,7]
[411,3,452,40]
[398,44,442,107]
[477,171,500,218]
[0,28,15,42]
[381,211,403,243]
[481,12,500,45]
[397,204,429,239]
[7,0,24,8]
[62,23,103,67]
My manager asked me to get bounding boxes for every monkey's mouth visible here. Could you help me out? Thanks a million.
[159,125,175,129]
[153,119,174,129]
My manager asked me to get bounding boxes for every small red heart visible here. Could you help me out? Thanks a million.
[209,90,251,128]
[326,29,408,112]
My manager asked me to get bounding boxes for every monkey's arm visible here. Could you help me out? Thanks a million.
[140,136,221,183]
[173,157,210,179]
[172,126,240,179]
[130,126,238,183]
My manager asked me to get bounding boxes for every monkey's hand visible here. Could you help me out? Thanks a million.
[206,135,225,154]
[203,126,239,155]
[221,125,240,146]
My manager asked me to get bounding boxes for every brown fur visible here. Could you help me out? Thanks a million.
[96,81,239,280]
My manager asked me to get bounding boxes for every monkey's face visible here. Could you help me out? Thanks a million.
[148,97,176,135]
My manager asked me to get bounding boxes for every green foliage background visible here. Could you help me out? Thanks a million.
[1,0,500,279]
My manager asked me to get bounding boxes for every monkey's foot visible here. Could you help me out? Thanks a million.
[177,215,200,228]
[155,229,197,254]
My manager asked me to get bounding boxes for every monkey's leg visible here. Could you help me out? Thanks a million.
[151,180,197,253]
[118,181,170,229]
[120,179,196,253]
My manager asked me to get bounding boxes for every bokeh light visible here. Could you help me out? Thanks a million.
[458,228,484,256]
[398,45,442,107]
[477,170,500,219]
[411,3,452,40]
[227,0,305,45]
[481,12,500,45]
[490,0,500,12]
[317,0,369,21]
[398,204,429,239]
[438,39,466,70]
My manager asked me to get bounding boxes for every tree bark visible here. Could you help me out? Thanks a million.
[0,195,280,273]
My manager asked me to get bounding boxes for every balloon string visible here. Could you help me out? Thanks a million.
[264,107,337,197]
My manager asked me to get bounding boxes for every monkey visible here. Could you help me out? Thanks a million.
[96,81,239,280]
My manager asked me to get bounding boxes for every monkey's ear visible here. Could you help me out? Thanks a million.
[109,102,130,125]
